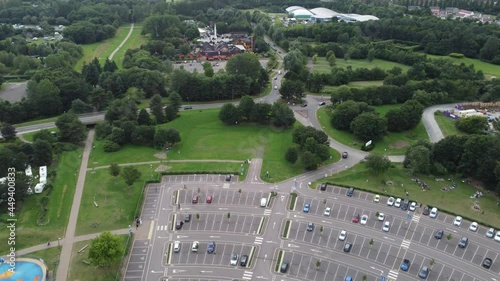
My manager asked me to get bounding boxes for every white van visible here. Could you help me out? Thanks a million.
[260,198,267,207]
[429,207,438,218]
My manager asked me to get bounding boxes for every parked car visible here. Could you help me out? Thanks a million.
[418,266,429,279]
[360,215,368,225]
[352,213,360,223]
[280,262,288,273]
[184,106,193,110]
[323,207,331,216]
[346,187,354,197]
[301,103,307,107]
[260,198,267,207]
[383,221,390,232]
[378,213,385,221]
[319,101,326,106]
[486,228,495,238]
[387,197,395,206]
[453,216,463,227]
[401,198,409,210]
[175,220,184,230]
[494,231,500,242]
[207,241,216,253]
[422,206,430,215]
[343,242,352,252]
[469,222,478,232]
[320,183,327,191]
[394,198,402,208]
[458,236,468,248]
[303,203,310,213]
[483,258,492,269]
[434,229,444,239]
[184,214,191,222]
[338,230,347,241]
[206,195,213,203]
[173,241,180,253]
[191,241,199,252]
[192,195,198,204]
[409,202,417,211]
[230,254,239,266]
[307,222,314,232]
[429,207,438,218]
[342,152,348,158]
[225,174,232,181]
[400,259,411,271]
[240,255,248,267]
[344,276,352,281]
[373,195,380,203]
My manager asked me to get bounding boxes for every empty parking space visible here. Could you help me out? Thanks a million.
[123,240,150,281]
[170,213,262,234]
[163,174,238,184]
[169,242,254,267]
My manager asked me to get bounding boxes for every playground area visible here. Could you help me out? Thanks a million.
[0,257,47,281]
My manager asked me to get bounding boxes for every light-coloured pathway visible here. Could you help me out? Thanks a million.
[109,23,135,60]
[55,129,95,281]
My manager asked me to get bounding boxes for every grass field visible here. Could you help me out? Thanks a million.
[112,24,147,68]
[74,23,133,72]
[424,53,500,78]
[22,128,59,142]
[0,148,82,250]
[317,105,429,155]
[15,116,58,127]
[314,57,410,74]
[434,113,464,137]
[68,236,129,281]
[322,163,500,228]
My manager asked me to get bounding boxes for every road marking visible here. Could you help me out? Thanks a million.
[176,235,188,238]
[401,239,411,249]
[412,214,421,223]
[223,183,230,189]
[383,236,395,241]
[310,249,322,253]
[287,243,300,248]
[157,225,168,231]
[294,215,304,219]
[264,209,272,216]
[254,237,264,245]
[149,221,155,239]
[171,269,186,273]
[209,235,220,238]
[387,269,399,280]
[242,271,253,280]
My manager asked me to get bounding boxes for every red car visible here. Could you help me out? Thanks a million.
[192,195,198,204]
[352,214,360,223]
[206,195,213,203]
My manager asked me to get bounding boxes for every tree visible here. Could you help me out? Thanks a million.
[404,143,432,175]
[55,113,86,144]
[32,139,53,166]
[109,163,120,178]
[455,116,488,134]
[301,150,320,170]
[362,274,367,281]
[292,126,329,147]
[327,53,336,66]
[1,123,16,140]
[137,109,151,125]
[367,48,376,62]
[149,94,165,124]
[369,239,374,248]
[71,99,93,114]
[196,213,200,222]
[271,102,295,127]
[165,128,181,146]
[202,62,214,77]
[279,80,305,101]
[238,96,255,121]
[168,92,182,110]
[446,233,452,241]
[350,112,387,142]
[285,146,299,163]
[121,166,142,187]
[429,258,435,269]
[330,101,374,131]
[88,231,124,267]
[82,61,100,87]
[33,129,57,144]
[319,225,324,235]
[103,59,118,73]
[284,49,307,73]
[480,37,500,61]
[26,78,62,117]
[312,54,318,64]
[227,212,231,222]
[315,260,321,270]
[226,53,262,81]
[365,154,391,175]
[219,103,241,125]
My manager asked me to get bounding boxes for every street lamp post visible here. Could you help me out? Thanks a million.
[58,238,61,246]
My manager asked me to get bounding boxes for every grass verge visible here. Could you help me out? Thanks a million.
[15,117,58,127]
[22,128,59,142]
[313,57,410,74]
[317,106,428,155]
[325,162,500,228]
[282,220,290,238]
[275,250,283,272]
[434,113,463,137]
[289,193,297,210]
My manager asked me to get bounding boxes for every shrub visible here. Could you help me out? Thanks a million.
[103,140,121,152]
[448,53,464,58]
[361,143,375,151]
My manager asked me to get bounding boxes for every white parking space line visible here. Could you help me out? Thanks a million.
[242,271,253,280]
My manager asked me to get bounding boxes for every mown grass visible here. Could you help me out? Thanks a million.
[112,24,147,68]
[322,80,384,92]
[424,53,500,78]
[434,113,464,137]
[314,57,410,74]
[0,148,82,250]
[22,128,59,142]
[317,105,429,155]
[15,117,58,127]
[324,163,500,228]
[74,24,133,72]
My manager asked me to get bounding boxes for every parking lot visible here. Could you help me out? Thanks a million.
[171,212,263,234]
[162,174,237,184]
[176,189,271,207]
[279,251,380,281]
[169,242,255,267]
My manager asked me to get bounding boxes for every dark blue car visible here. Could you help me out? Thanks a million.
[401,259,410,271]
[207,241,215,253]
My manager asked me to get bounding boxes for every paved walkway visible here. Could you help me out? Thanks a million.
[88,159,244,171]
[109,23,135,60]
[55,129,95,281]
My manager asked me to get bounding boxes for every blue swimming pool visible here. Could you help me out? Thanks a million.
[0,258,46,281]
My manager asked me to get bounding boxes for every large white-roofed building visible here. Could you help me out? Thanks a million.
[309,7,340,22]
[337,14,380,22]
[285,6,379,23]
[285,6,314,19]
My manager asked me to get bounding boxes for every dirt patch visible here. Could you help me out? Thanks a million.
[155,165,170,172]
[388,140,410,149]
[471,201,481,212]
[154,152,166,159]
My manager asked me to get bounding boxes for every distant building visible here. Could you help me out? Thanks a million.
[286,6,378,23]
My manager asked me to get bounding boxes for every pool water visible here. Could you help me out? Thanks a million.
[0,258,46,281]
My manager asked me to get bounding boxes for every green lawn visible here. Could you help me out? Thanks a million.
[314,57,410,74]
[0,148,82,251]
[113,24,147,68]
[74,23,133,72]
[22,128,59,142]
[15,116,58,127]
[322,163,500,229]
[424,53,500,78]
[434,113,464,137]
[317,105,429,155]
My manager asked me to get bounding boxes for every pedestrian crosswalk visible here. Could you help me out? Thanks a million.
[401,239,411,249]
[254,237,263,245]
[157,225,168,231]
[387,269,399,280]
[264,209,272,216]
[412,214,421,223]
[242,271,253,280]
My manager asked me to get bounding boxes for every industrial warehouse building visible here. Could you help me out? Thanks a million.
[285,6,379,22]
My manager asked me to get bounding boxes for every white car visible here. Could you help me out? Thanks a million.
[173,241,180,253]
[191,241,199,252]
[387,197,395,206]
[373,195,380,203]
[383,221,390,232]
[409,202,417,211]
[323,207,331,216]
[338,230,347,241]
[486,228,495,238]
[429,207,438,218]
[394,198,402,208]
[453,216,463,227]
[230,254,239,266]
[360,215,368,225]
[495,231,500,242]
[469,222,478,232]
[378,213,385,221]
